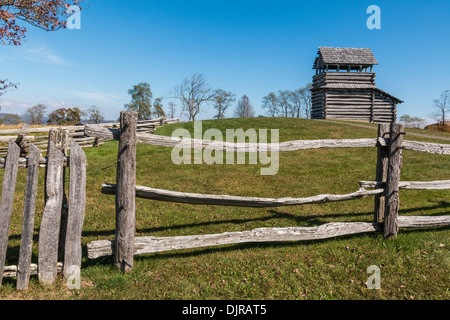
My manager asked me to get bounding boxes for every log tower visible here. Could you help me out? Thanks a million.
[311,47,403,123]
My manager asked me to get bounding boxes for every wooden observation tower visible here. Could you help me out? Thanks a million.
[311,47,403,123]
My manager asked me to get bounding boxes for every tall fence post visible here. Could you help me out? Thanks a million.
[0,142,20,289]
[63,140,87,279]
[384,123,404,239]
[38,141,65,285]
[374,124,390,223]
[115,111,137,273]
[55,129,70,265]
[16,144,40,291]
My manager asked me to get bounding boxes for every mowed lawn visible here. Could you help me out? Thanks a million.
[0,118,448,300]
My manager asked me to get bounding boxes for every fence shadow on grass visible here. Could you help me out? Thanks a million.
[267,209,372,225]
[398,201,449,215]
[81,224,450,268]
[6,201,446,244]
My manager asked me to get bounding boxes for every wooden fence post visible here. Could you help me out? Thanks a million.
[15,134,29,157]
[374,124,390,223]
[63,140,87,278]
[0,141,20,289]
[115,111,137,273]
[44,129,57,205]
[38,141,65,285]
[16,144,40,291]
[384,123,404,239]
[55,129,70,264]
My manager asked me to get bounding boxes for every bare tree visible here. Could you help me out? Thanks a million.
[277,90,292,117]
[172,74,214,121]
[25,103,47,124]
[262,92,279,117]
[87,105,104,124]
[288,89,302,118]
[153,97,165,117]
[432,90,449,125]
[168,101,177,119]
[400,115,425,128]
[234,95,255,118]
[213,89,235,119]
[263,84,312,119]
[299,83,312,119]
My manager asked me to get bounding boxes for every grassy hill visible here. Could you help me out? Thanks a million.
[0,118,448,300]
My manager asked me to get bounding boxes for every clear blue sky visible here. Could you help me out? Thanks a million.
[1,0,449,122]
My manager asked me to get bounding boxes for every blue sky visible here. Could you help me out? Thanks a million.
[1,0,449,122]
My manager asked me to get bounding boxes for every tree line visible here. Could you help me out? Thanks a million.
[125,73,313,121]
[125,74,256,121]
[261,85,312,119]
[0,76,314,125]
[0,105,104,126]
[3,83,448,127]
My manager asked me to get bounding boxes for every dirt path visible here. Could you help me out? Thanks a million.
[323,120,450,141]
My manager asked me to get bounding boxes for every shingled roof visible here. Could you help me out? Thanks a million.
[313,47,378,69]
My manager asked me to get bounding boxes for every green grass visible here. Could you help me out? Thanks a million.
[333,119,450,140]
[0,118,448,300]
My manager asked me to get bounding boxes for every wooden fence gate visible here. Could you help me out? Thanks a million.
[87,111,450,273]
[0,129,86,290]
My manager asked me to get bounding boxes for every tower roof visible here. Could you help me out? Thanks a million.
[313,47,378,69]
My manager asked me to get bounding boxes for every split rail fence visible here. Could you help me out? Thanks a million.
[0,117,178,290]
[0,117,180,157]
[86,111,450,273]
[0,130,86,291]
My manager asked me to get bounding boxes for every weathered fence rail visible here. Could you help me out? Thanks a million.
[101,184,384,208]
[135,132,448,155]
[87,111,450,273]
[359,180,450,190]
[0,117,180,157]
[135,134,385,151]
[0,133,86,291]
[0,156,69,168]
[87,215,450,260]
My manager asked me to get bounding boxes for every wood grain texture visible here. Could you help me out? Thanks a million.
[16,144,40,291]
[360,180,450,190]
[86,215,450,259]
[397,215,450,228]
[3,263,63,278]
[102,183,383,208]
[0,126,83,135]
[0,136,35,142]
[374,124,390,223]
[56,129,70,265]
[0,141,20,289]
[38,141,65,285]
[44,130,56,205]
[115,111,137,273]
[84,124,119,141]
[0,156,68,169]
[63,141,87,278]
[403,140,450,155]
[384,124,404,239]
[136,133,388,152]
